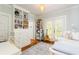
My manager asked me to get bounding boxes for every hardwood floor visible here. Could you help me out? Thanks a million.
[21,38,55,52]
[21,39,40,51]
[43,40,55,44]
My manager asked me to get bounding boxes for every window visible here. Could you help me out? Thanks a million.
[54,16,66,39]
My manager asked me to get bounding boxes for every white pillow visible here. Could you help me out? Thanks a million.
[62,31,72,40]
[72,32,79,41]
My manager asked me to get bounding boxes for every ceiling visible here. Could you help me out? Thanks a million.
[17,4,76,16]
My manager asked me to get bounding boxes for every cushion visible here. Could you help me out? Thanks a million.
[72,32,79,41]
[62,31,72,40]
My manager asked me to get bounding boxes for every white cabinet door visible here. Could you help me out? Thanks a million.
[0,12,10,41]
[14,29,31,48]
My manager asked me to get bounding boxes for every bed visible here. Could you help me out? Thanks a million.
[49,32,79,55]
[49,39,79,55]
[0,41,21,55]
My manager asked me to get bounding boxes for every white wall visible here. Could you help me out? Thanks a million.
[43,5,79,33]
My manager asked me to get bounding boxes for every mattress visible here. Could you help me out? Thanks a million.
[0,41,21,55]
[50,40,79,55]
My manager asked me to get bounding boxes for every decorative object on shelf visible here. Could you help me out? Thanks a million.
[15,10,19,16]
[14,8,22,29]
[23,12,28,29]
[14,8,29,29]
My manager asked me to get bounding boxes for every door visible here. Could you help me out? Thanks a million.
[0,12,10,42]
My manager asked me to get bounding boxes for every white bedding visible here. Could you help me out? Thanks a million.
[50,40,79,55]
[0,41,21,55]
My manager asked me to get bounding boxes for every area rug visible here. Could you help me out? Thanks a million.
[22,42,53,55]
